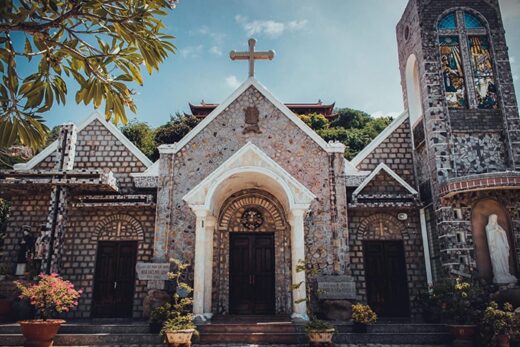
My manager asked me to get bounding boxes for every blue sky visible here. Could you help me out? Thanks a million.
[33,0,520,128]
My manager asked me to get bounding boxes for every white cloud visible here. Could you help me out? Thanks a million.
[225,75,242,89]
[371,111,401,119]
[510,56,516,64]
[179,45,204,58]
[235,15,308,38]
[210,46,223,56]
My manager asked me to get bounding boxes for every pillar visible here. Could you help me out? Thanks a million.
[192,208,207,319]
[289,207,309,320]
[203,215,216,318]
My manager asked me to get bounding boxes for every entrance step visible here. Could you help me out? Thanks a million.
[0,321,452,346]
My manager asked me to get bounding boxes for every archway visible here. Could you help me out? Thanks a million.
[405,54,423,129]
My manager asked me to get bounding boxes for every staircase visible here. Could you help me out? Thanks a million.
[0,319,452,346]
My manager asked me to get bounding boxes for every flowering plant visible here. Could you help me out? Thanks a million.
[15,273,82,320]
[481,302,517,338]
[352,304,377,325]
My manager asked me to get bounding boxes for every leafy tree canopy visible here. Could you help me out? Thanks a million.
[154,112,199,148]
[0,0,177,150]
[120,120,156,159]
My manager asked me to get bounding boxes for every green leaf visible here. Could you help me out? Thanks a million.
[24,38,33,61]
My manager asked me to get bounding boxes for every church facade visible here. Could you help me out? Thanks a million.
[1,0,519,321]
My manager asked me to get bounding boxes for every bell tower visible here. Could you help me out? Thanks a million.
[396,0,520,280]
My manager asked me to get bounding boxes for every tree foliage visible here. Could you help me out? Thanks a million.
[120,120,156,159]
[299,109,393,159]
[0,0,177,150]
[154,113,199,148]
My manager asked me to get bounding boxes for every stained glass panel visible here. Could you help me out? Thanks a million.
[438,13,457,30]
[468,36,498,109]
[464,13,484,29]
[439,36,466,109]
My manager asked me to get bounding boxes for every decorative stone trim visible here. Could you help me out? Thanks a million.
[93,214,145,241]
[356,213,409,240]
[439,172,520,197]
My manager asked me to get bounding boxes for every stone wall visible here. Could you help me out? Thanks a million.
[348,210,427,317]
[36,119,148,194]
[60,208,155,319]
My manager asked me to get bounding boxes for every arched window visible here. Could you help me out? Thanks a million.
[437,10,498,110]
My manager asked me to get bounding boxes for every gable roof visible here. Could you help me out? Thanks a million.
[349,111,408,168]
[352,162,418,196]
[159,77,345,155]
[14,112,153,171]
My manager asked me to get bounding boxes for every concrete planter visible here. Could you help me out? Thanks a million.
[307,328,335,344]
[165,329,195,346]
[19,319,65,347]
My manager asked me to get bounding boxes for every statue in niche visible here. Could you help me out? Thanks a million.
[243,106,261,134]
[16,226,36,275]
[485,214,517,284]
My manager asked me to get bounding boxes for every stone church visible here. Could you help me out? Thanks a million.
[1,0,519,321]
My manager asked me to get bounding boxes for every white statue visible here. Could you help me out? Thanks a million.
[485,214,517,284]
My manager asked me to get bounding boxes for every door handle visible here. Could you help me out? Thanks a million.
[114,281,117,289]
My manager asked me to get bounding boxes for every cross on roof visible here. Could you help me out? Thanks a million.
[230,38,275,78]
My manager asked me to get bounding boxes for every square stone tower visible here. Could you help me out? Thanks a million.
[396,0,520,280]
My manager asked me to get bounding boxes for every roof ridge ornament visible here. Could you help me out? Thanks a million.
[230,38,275,78]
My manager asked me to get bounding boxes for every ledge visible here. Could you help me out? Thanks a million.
[439,171,520,198]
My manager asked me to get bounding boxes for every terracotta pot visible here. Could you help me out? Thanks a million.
[448,324,476,341]
[18,319,65,347]
[165,329,195,346]
[307,328,335,343]
[0,299,11,319]
[498,335,510,347]
[353,322,368,333]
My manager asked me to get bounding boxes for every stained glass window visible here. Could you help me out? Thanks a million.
[464,13,484,29]
[468,36,498,109]
[438,13,457,30]
[439,36,466,109]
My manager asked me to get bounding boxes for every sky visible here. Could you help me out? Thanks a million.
[28,0,520,128]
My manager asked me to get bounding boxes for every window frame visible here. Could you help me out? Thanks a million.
[437,10,498,110]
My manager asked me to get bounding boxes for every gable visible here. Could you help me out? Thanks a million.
[14,113,152,171]
[356,170,412,196]
[351,113,415,185]
[159,78,345,156]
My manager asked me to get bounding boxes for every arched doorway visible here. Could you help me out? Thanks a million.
[471,199,516,281]
[214,190,290,314]
[91,214,143,318]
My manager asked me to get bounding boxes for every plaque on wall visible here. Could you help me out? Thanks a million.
[316,275,356,300]
[136,262,170,281]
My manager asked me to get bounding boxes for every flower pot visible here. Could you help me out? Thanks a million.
[307,328,335,344]
[448,324,476,341]
[353,322,368,333]
[0,299,11,320]
[498,335,510,347]
[165,329,195,346]
[19,319,65,347]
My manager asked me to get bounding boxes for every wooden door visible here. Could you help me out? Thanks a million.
[229,233,275,314]
[363,240,410,317]
[92,241,138,318]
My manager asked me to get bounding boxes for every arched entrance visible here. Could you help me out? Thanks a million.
[214,190,290,314]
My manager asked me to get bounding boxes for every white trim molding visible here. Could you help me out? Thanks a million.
[350,112,408,168]
[14,112,153,171]
[352,162,418,197]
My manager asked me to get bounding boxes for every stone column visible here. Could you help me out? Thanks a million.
[289,207,308,320]
[192,208,207,320]
[203,215,216,318]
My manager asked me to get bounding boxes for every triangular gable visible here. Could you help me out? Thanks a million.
[183,141,316,210]
[349,112,408,168]
[352,162,418,196]
[159,77,345,155]
[14,113,153,171]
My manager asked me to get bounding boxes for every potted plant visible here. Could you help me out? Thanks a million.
[426,278,488,342]
[149,303,174,334]
[351,303,377,333]
[293,259,335,345]
[481,301,518,347]
[160,259,197,346]
[15,273,82,347]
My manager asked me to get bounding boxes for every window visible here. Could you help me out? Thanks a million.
[437,11,498,110]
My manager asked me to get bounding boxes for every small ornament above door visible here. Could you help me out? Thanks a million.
[243,106,262,134]
[241,208,264,230]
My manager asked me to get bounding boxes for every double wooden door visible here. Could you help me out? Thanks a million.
[363,240,410,318]
[229,233,275,315]
[92,241,138,318]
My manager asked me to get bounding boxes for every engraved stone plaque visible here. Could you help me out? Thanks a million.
[136,262,170,281]
[316,275,356,300]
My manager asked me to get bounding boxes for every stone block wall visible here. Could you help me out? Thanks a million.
[348,210,426,318]
[60,207,155,319]
[36,119,148,194]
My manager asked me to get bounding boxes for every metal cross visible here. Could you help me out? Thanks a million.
[230,38,275,78]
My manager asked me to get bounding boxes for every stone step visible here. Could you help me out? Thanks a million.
[0,333,162,346]
[335,323,448,333]
[200,323,296,333]
[198,332,300,344]
[0,323,150,334]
